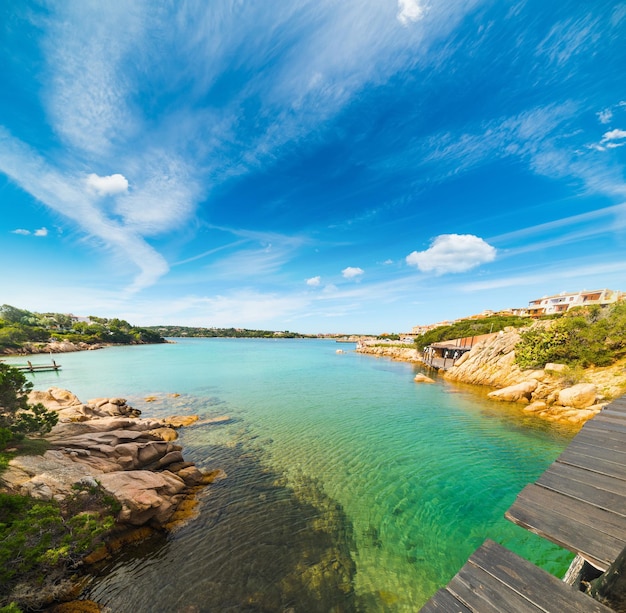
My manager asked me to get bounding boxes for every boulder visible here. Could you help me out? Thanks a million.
[488,380,538,403]
[148,427,179,442]
[97,470,186,526]
[523,401,548,413]
[28,387,82,411]
[556,384,597,409]
[414,373,435,384]
[545,363,567,373]
[162,415,199,428]
[176,466,204,486]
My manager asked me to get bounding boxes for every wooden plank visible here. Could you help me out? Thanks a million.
[589,416,626,433]
[469,540,614,613]
[580,419,626,436]
[515,484,626,540]
[419,588,472,613]
[537,470,626,516]
[574,429,626,452]
[506,486,625,569]
[558,448,626,480]
[541,461,626,497]
[559,440,626,466]
[448,561,543,613]
[605,397,626,413]
[595,408,626,421]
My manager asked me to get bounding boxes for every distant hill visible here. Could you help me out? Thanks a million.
[145,325,311,339]
[0,304,165,353]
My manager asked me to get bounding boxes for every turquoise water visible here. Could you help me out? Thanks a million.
[7,339,576,611]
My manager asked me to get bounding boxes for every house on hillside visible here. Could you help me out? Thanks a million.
[527,289,625,318]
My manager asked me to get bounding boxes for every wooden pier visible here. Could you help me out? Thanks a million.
[420,396,626,612]
[11,360,61,373]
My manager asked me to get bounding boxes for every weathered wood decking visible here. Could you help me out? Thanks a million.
[420,540,613,613]
[506,396,626,571]
[420,396,626,612]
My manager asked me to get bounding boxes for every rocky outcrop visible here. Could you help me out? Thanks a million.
[1,341,107,355]
[443,330,524,388]
[355,343,421,362]
[2,388,221,527]
[441,329,612,426]
[355,327,626,428]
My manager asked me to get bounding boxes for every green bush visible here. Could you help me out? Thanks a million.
[0,485,117,607]
[415,314,529,351]
[515,303,626,369]
[0,364,58,448]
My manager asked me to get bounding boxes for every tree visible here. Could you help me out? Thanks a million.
[0,364,58,448]
[0,304,33,324]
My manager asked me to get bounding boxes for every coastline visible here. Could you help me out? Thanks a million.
[355,334,626,428]
[0,386,224,610]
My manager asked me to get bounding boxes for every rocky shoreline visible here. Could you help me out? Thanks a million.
[1,338,174,356]
[356,330,626,427]
[0,387,225,609]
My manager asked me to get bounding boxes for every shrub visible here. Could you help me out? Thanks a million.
[515,303,626,369]
[0,484,117,608]
[415,314,529,351]
[0,364,58,448]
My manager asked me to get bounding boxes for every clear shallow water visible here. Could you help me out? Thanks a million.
[7,339,576,611]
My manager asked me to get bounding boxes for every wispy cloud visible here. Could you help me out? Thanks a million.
[44,2,145,154]
[306,276,322,287]
[462,260,626,292]
[534,15,600,69]
[0,127,168,291]
[489,203,626,244]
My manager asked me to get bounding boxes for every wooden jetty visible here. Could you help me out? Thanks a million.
[420,396,626,612]
[12,360,61,373]
[506,395,626,572]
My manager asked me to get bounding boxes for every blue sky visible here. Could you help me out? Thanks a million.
[1,1,625,334]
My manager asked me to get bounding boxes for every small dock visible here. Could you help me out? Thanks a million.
[11,360,61,373]
[506,395,626,571]
[420,396,626,612]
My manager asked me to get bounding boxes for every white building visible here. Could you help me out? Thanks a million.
[527,289,625,317]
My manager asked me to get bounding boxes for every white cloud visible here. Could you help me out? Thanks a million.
[306,276,321,286]
[406,234,496,274]
[597,109,613,124]
[602,128,626,142]
[397,0,426,25]
[342,266,364,279]
[11,227,48,237]
[86,173,129,196]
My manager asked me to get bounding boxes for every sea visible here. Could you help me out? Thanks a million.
[5,338,576,612]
